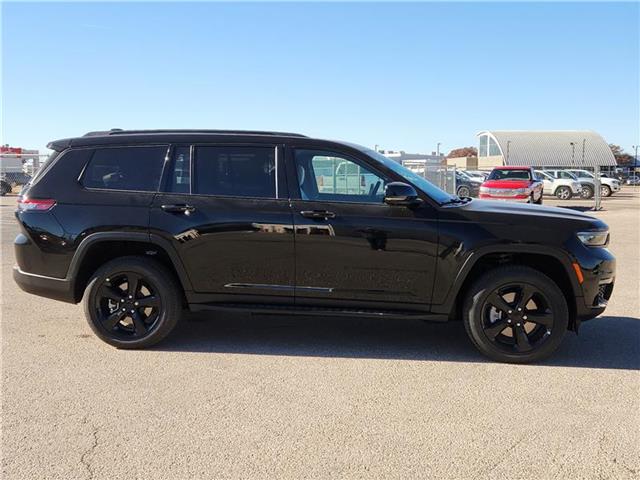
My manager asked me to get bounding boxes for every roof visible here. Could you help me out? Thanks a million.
[48,129,312,150]
[491,166,534,170]
[477,130,616,167]
[82,129,307,138]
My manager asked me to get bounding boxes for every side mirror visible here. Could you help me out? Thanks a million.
[384,182,421,206]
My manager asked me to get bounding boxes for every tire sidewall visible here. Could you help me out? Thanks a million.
[84,257,181,349]
[464,267,569,363]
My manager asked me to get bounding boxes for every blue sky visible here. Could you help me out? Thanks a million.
[2,2,639,155]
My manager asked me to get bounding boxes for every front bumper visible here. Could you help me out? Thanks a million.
[478,194,529,202]
[573,248,616,324]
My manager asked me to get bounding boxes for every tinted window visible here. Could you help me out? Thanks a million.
[295,149,387,203]
[193,146,276,198]
[488,169,531,181]
[165,146,191,193]
[82,146,166,191]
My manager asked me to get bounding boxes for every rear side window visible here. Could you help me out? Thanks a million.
[193,146,276,198]
[82,146,167,192]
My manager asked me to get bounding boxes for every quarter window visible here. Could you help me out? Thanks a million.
[82,146,166,192]
[193,146,276,198]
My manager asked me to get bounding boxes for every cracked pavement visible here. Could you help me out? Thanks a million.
[1,192,639,479]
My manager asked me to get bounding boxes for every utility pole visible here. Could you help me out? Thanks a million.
[570,142,575,165]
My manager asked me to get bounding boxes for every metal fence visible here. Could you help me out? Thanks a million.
[399,160,457,195]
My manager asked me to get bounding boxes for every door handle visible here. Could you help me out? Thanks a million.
[300,210,336,219]
[161,204,196,215]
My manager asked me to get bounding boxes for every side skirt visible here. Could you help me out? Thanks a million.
[188,302,449,322]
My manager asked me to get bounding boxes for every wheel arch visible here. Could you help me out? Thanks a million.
[438,245,582,331]
[68,232,192,303]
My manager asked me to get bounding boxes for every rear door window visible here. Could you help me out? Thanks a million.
[193,146,276,198]
[82,146,167,192]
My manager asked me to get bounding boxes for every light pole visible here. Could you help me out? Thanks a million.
[436,142,441,157]
[582,139,586,166]
[506,141,511,164]
[570,142,575,165]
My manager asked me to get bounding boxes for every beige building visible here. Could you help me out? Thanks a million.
[476,130,617,169]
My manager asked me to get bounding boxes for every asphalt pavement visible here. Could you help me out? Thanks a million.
[1,191,638,479]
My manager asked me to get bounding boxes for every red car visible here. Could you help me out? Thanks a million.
[479,166,544,204]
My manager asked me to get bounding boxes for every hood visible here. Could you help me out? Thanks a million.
[458,198,607,229]
[481,179,530,188]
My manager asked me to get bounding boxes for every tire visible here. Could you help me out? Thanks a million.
[580,184,594,199]
[600,185,612,197]
[554,186,572,200]
[534,193,543,204]
[462,265,569,363]
[457,185,470,197]
[83,256,182,349]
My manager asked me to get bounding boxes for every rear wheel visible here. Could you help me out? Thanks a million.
[555,186,572,200]
[463,266,569,363]
[84,256,182,348]
[581,184,594,199]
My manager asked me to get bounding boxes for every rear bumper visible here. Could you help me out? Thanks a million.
[13,266,75,303]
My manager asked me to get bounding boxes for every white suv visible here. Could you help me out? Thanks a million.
[567,169,621,197]
[535,170,582,199]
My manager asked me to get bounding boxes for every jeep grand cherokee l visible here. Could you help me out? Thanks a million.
[13,130,615,363]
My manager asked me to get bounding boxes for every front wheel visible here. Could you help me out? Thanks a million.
[555,186,572,200]
[601,185,612,197]
[83,256,182,349]
[457,185,471,197]
[463,266,569,363]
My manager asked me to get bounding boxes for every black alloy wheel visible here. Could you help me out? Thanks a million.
[94,272,162,340]
[84,256,181,348]
[463,266,568,363]
[481,283,553,354]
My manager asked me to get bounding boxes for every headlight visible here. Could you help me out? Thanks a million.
[513,188,528,194]
[480,186,490,193]
[577,230,609,247]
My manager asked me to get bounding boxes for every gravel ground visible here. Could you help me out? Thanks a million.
[1,190,639,480]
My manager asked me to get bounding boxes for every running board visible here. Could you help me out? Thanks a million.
[188,302,448,322]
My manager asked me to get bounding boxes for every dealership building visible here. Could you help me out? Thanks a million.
[475,130,617,169]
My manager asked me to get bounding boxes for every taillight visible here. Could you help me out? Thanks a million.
[17,197,56,212]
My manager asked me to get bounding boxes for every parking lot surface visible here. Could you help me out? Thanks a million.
[2,191,639,479]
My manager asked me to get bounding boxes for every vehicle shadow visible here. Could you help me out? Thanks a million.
[155,312,639,370]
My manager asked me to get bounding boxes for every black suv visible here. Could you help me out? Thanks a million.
[14,130,615,363]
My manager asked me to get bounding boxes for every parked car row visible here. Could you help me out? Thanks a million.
[455,166,625,202]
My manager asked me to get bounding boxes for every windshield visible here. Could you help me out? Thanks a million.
[354,147,454,204]
[488,169,531,181]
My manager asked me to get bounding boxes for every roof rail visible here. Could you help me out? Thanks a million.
[83,129,307,138]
